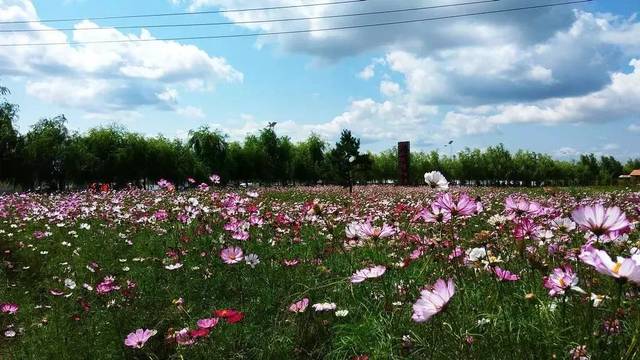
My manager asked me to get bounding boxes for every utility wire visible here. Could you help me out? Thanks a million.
[0,0,367,25]
[0,0,592,47]
[0,0,499,33]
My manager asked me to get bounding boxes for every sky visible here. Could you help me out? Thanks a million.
[0,0,639,160]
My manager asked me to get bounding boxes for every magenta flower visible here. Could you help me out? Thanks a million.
[220,246,244,265]
[0,303,19,315]
[579,244,640,284]
[434,193,477,218]
[513,218,540,240]
[196,317,219,329]
[543,265,581,297]
[124,328,157,349]
[350,265,386,283]
[96,276,120,294]
[288,298,310,313]
[493,267,520,282]
[412,278,455,323]
[571,204,631,242]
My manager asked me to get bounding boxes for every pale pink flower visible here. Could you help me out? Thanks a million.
[350,265,386,283]
[412,278,455,323]
[288,298,310,313]
[571,204,631,242]
[196,317,219,329]
[220,246,244,265]
[493,267,520,282]
[124,328,157,349]
[579,244,640,284]
[434,193,477,218]
[209,174,221,184]
[543,265,581,297]
[357,222,395,240]
[505,196,544,219]
[423,171,448,190]
[413,204,451,223]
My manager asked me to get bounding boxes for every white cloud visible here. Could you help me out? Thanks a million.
[443,58,640,135]
[177,106,206,119]
[379,80,400,97]
[357,64,375,80]
[0,0,242,114]
[629,123,640,132]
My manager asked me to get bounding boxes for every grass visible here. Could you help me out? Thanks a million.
[1,185,639,359]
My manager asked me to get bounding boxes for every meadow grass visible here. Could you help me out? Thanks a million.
[1,186,639,359]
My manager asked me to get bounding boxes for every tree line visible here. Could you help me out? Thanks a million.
[1,86,638,190]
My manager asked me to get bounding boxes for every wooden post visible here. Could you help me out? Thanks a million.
[398,141,410,186]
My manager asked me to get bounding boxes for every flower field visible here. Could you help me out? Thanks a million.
[1,183,640,359]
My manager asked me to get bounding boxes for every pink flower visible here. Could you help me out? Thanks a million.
[571,204,631,242]
[493,267,520,282]
[196,317,219,329]
[209,174,221,184]
[0,303,19,315]
[434,193,477,218]
[96,276,120,294]
[220,246,244,265]
[505,196,544,219]
[412,278,455,323]
[513,218,540,240]
[174,328,195,345]
[543,265,580,297]
[124,328,157,349]
[579,244,640,284]
[288,298,310,313]
[350,265,386,283]
[357,222,396,240]
[413,204,451,223]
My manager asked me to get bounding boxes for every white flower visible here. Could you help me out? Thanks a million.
[244,254,260,268]
[79,223,91,230]
[423,171,448,190]
[335,309,349,317]
[64,278,76,290]
[466,247,487,262]
[4,330,16,338]
[312,302,337,312]
[165,263,183,270]
[350,265,386,283]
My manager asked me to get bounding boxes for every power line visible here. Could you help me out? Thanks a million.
[0,0,367,24]
[0,0,593,47]
[0,0,499,33]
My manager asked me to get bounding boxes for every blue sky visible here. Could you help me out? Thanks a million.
[1,0,639,159]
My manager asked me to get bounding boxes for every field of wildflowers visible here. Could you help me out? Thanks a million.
[1,177,639,359]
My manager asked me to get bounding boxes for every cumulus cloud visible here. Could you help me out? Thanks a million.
[0,0,242,115]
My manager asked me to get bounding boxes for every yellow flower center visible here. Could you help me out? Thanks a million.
[611,262,622,274]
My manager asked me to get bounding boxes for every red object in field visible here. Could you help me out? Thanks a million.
[100,183,110,192]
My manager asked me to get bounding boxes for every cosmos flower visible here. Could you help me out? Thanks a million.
[220,246,244,265]
[413,204,451,223]
[196,318,219,329]
[434,193,478,218]
[350,265,386,283]
[571,204,631,242]
[124,329,157,349]
[412,278,455,323]
[244,254,260,268]
[543,265,583,297]
[214,309,244,323]
[493,267,520,282]
[312,302,337,312]
[504,196,544,219]
[288,298,310,313]
[550,217,576,232]
[357,222,396,240]
[423,171,449,190]
[579,244,640,284]
[0,303,19,315]
[209,174,221,184]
